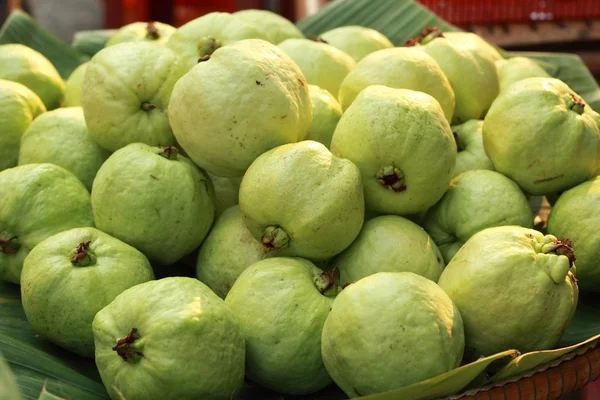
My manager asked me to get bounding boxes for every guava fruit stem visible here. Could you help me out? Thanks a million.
[71,241,96,266]
[261,226,290,251]
[0,236,19,255]
[112,328,144,363]
[405,26,444,46]
[146,21,160,40]
[376,165,407,192]
[159,146,179,160]
[197,36,220,58]
[541,238,577,267]
[141,102,156,111]
[566,93,585,114]
[314,270,341,297]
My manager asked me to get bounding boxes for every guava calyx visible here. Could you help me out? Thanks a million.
[0,235,19,255]
[310,35,329,44]
[141,102,156,111]
[313,270,342,297]
[260,226,290,251]
[197,36,220,58]
[146,21,160,40]
[543,238,577,267]
[71,241,96,266]
[405,26,444,46]
[159,146,179,160]
[566,93,585,115]
[377,165,407,192]
[112,328,144,363]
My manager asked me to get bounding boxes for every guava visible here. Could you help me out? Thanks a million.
[225,257,338,394]
[63,62,88,107]
[322,272,464,398]
[547,176,600,292]
[319,25,394,62]
[278,38,355,98]
[82,42,186,152]
[207,173,242,218]
[443,32,503,61]
[0,79,46,171]
[169,39,312,178]
[234,9,304,44]
[91,143,215,265]
[0,164,94,284]
[18,107,110,191]
[333,215,444,284]
[93,277,245,400]
[166,12,271,71]
[438,226,578,358]
[496,56,550,93]
[423,170,533,263]
[105,21,176,47]
[483,77,600,195]
[331,85,456,215]
[239,140,364,260]
[21,227,154,357]
[0,44,65,110]
[451,120,494,178]
[306,84,342,148]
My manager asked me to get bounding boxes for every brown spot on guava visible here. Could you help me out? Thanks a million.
[298,78,306,88]
[71,241,92,265]
[534,174,564,184]
[198,55,211,63]
[255,80,264,86]
[112,328,144,362]
[281,115,288,119]
[150,175,160,180]
[353,388,363,397]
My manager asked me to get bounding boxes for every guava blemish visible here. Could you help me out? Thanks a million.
[534,174,564,184]
[198,55,211,63]
[146,21,160,40]
[112,328,144,362]
[150,175,160,180]
[353,388,363,397]
[159,146,178,160]
[297,78,306,88]
[377,165,407,192]
[0,236,19,255]
[261,226,290,251]
[281,115,288,119]
[71,241,95,266]
[567,93,585,115]
[141,102,156,111]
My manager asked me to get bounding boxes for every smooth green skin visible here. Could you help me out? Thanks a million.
[438,226,578,358]
[496,57,550,93]
[207,173,242,219]
[423,170,533,264]
[82,42,186,152]
[547,176,600,292]
[64,62,88,107]
[0,44,65,110]
[338,47,455,121]
[167,12,272,71]
[483,77,600,195]
[333,215,445,285]
[320,25,394,62]
[21,227,154,357]
[240,140,365,260]
[234,9,304,44]
[322,272,464,398]
[331,85,456,216]
[0,79,46,171]
[93,277,245,400]
[451,120,494,178]
[91,143,215,265]
[225,257,333,394]
[169,39,312,178]
[18,107,110,191]
[306,84,342,149]
[278,38,355,98]
[443,32,503,61]
[196,205,277,298]
[105,21,176,47]
[0,164,94,283]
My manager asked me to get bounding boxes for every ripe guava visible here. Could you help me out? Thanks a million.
[18,107,110,191]
[496,56,550,93]
[338,46,455,121]
[63,62,88,107]
[82,42,186,152]
[319,25,394,62]
[0,79,45,171]
[278,38,355,98]
[322,272,464,398]
[438,226,578,358]
[443,32,503,61]
[105,21,176,47]
[331,85,456,215]
[93,277,245,400]
[483,77,600,195]
[91,143,215,265]
[21,227,154,357]
[234,9,304,44]
[547,176,600,292]
[423,170,533,263]
[225,257,338,394]
[451,120,494,178]
[0,164,94,284]
[306,84,342,148]
[239,140,364,260]
[169,39,312,177]
[207,173,242,218]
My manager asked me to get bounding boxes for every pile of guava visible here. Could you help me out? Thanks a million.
[1,10,599,400]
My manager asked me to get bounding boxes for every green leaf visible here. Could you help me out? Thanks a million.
[71,30,117,58]
[0,352,22,400]
[558,293,600,348]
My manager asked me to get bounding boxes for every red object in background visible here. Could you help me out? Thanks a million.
[582,378,600,400]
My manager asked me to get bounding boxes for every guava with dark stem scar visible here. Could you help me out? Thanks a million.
[0,236,19,255]
[104,21,176,47]
[113,328,144,362]
[146,22,160,40]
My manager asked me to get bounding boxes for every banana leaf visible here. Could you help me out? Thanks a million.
[71,30,117,58]
[0,351,22,400]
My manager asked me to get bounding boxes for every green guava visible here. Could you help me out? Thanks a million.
[82,42,186,152]
[278,38,355,98]
[0,44,65,110]
[451,120,494,178]
[331,85,456,215]
[169,39,312,178]
[105,21,176,47]
[225,257,338,394]
[322,272,464,398]
[91,143,215,265]
[207,173,242,218]
[21,227,154,357]
[333,215,444,284]
[547,176,600,292]
[319,25,394,62]
[0,163,94,284]
[239,140,364,260]
[0,79,46,171]
[423,170,533,263]
[63,62,88,107]
[93,277,245,400]
[438,226,578,358]
[442,32,503,61]
[166,12,271,71]
[337,46,455,121]
[306,84,342,148]
[18,107,110,191]
[234,9,304,44]
[483,77,600,195]
[496,56,550,93]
